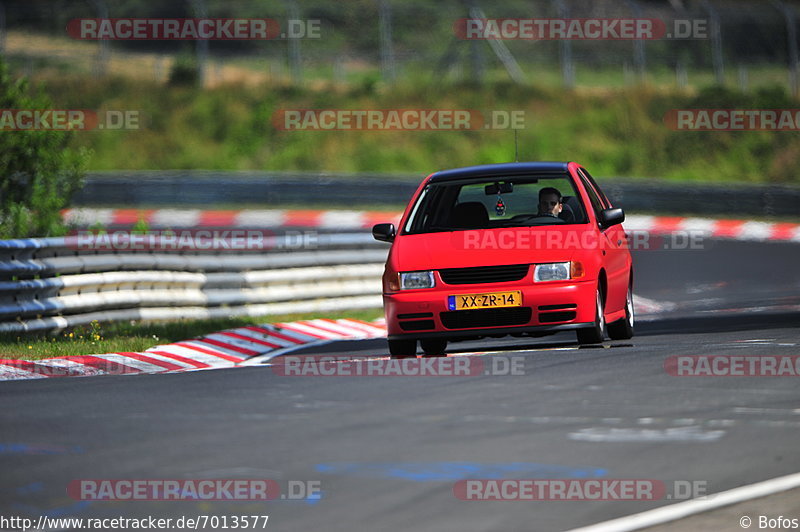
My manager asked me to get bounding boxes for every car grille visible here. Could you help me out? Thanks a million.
[399,320,435,331]
[438,264,530,285]
[397,312,433,320]
[538,311,576,323]
[440,307,532,329]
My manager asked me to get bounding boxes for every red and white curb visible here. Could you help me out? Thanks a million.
[0,318,388,382]
[62,208,401,231]
[623,215,800,243]
[62,209,800,243]
[0,294,685,382]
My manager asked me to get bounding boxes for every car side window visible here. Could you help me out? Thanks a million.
[579,168,612,208]
[577,170,606,224]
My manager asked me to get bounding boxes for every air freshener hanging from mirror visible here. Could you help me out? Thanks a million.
[495,195,506,216]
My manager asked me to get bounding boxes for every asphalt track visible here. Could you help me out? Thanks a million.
[1,240,799,531]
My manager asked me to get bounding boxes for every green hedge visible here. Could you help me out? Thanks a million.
[0,60,90,239]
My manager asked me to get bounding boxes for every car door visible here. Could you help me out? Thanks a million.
[576,168,629,316]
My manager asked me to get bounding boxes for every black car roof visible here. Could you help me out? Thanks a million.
[428,162,571,183]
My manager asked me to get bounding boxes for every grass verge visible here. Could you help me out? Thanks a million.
[24,71,800,185]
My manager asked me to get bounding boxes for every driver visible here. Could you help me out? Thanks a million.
[538,187,564,218]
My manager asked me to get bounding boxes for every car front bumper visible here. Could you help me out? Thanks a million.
[384,279,597,340]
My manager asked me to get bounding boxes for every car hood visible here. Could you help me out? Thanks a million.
[391,226,590,270]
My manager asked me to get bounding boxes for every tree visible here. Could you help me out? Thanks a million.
[0,59,90,239]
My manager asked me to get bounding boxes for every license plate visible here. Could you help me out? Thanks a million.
[448,291,522,311]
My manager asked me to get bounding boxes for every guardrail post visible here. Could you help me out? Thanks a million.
[625,0,646,83]
[551,0,574,88]
[286,0,302,85]
[378,0,396,84]
[772,0,799,98]
[700,0,724,85]
[88,0,109,78]
[0,2,6,55]
[465,0,485,84]
[189,0,209,87]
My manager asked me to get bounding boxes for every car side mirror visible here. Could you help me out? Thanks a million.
[372,223,396,242]
[598,208,625,229]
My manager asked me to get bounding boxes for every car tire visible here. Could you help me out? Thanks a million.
[420,339,447,357]
[388,338,417,358]
[577,285,605,345]
[607,281,634,340]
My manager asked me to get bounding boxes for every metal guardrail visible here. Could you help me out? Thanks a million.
[72,171,423,207]
[0,233,389,334]
[73,171,800,217]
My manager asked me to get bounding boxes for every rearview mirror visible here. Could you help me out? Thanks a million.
[485,182,513,195]
[372,223,396,242]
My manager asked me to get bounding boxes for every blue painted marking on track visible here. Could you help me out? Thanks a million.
[9,481,92,520]
[16,482,44,495]
[0,443,84,455]
[13,501,92,517]
[315,462,607,482]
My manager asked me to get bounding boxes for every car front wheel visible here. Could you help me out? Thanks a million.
[577,286,605,345]
[607,282,634,340]
[420,339,447,356]
[388,338,417,358]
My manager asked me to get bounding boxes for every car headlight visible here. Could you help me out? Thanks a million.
[534,262,571,282]
[399,271,436,290]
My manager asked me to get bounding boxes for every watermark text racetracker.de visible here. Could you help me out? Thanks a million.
[68,18,322,40]
[68,478,321,501]
[451,229,705,251]
[0,109,140,130]
[66,229,319,251]
[665,356,800,377]
[454,18,708,40]
[453,478,709,500]
[273,109,525,131]
[271,355,526,377]
[665,109,800,131]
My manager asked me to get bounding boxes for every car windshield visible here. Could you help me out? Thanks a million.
[403,174,587,234]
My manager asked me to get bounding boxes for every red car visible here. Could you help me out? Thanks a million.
[372,162,634,358]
